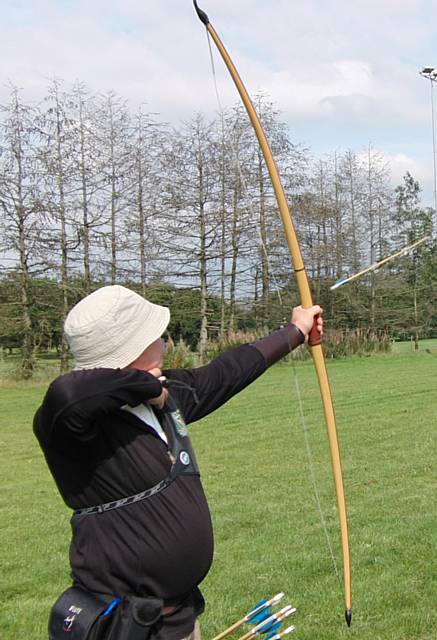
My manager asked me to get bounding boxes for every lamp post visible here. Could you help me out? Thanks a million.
[419,66,437,229]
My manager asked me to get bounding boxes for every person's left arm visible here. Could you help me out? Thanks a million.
[164,323,304,424]
[164,305,322,424]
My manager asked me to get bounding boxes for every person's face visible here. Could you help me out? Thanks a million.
[127,338,165,374]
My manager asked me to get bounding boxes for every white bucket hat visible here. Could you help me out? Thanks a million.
[64,285,170,370]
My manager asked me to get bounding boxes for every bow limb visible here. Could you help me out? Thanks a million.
[193,1,351,626]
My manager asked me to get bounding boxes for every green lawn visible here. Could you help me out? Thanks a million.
[0,344,436,639]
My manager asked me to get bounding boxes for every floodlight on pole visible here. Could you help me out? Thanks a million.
[419,66,437,233]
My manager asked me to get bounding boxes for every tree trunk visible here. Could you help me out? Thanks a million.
[258,152,269,332]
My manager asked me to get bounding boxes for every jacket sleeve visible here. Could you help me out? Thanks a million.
[164,323,304,424]
[34,368,163,447]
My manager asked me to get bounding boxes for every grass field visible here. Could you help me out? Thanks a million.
[0,342,436,639]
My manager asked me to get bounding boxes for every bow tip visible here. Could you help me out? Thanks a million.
[345,609,352,627]
[193,0,210,25]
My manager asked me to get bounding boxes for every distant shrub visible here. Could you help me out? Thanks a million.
[203,329,264,360]
[1,357,62,383]
[203,327,392,362]
[324,329,392,358]
[163,338,198,369]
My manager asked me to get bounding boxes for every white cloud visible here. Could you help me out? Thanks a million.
[370,151,436,206]
[1,0,436,207]
[384,152,434,190]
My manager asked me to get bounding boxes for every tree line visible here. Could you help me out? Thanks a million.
[0,80,435,378]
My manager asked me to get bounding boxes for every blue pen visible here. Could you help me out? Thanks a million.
[102,597,121,617]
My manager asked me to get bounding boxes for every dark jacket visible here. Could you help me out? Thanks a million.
[34,325,303,639]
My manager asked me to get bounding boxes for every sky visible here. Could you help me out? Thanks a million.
[1,0,437,207]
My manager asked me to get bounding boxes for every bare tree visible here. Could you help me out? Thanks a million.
[70,82,105,292]
[244,96,308,330]
[123,106,167,295]
[340,149,364,274]
[0,87,44,377]
[362,145,392,329]
[214,105,252,334]
[163,114,220,359]
[40,79,81,371]
[95,92,131,282]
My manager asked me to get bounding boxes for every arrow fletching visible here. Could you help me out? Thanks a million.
[273,625,296,640]
[330,276,350,291]
[245,593,284,625]
[247,606,295,639]
[211,594,292,640]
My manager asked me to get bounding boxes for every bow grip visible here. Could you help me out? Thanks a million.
[308,313,322,346]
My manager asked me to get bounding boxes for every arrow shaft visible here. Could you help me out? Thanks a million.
[212,618,247,640]
[331,235,431,290]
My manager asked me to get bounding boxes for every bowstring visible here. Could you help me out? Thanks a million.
[204,27,342,590]
[290,355,343,592]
